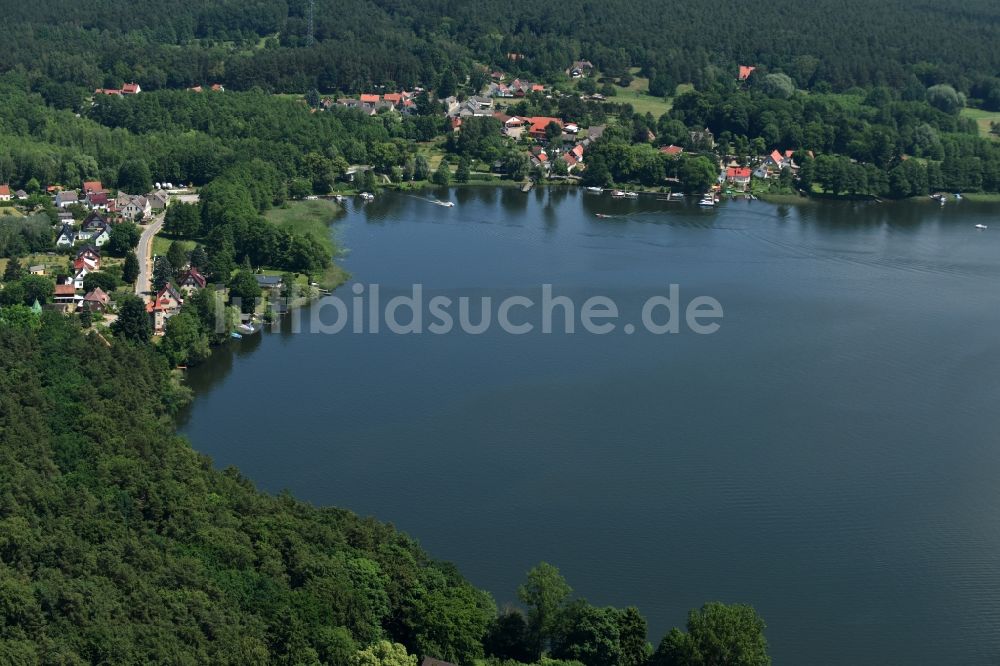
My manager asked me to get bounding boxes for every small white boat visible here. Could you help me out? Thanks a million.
[230,332,243,340]
[611,190,626,198]
[624,191,639,199]
[698,196,716,207]
[238,323,256,334]
[974,223,988,230]
[433,199,455,207]
[955,193,963,200]
[585,186,603,194]
[670,192,685,200]
[360,192,375,201]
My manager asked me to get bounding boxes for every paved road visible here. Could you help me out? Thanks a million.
[135,213,164,301]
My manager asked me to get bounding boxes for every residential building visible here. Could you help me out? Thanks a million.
[147,283,183,332]
[55,224,78,247]
[726,166,752,190]
[83,287,110,312]
[0,184,10,201]
[55,190,79,208]
[179,267,207,294]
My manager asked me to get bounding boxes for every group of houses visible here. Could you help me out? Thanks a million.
[486,77,547,99]
[188,84,225,93]
[49,180,171,247]
[94,82,141,96]
[722,150,805,191]
[147,266,209,333]
[44,246,113,313]
[328,90,417,115]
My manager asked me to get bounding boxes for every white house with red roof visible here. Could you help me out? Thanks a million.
[0,184,10,201]
[726,166,752,190]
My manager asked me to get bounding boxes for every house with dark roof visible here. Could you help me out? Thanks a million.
[179,267,207,294]
[255,274,284,289]
[83,287,110,312]
[56,224,78,247]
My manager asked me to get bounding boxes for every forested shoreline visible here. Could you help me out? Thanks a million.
[0,311,772,665]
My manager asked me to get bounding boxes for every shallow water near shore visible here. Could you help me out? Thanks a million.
[179,188,1000,665]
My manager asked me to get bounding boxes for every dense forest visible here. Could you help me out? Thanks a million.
[2,0,1000,97]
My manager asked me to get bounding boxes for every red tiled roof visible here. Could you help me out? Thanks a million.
[659,145,684,156]
[54,284,77,296]
[360,94,380,103]
[738,65,756,81]
[383,93,402,104]
[726,167,752,178]
[0,184,9,196]
[527,116,563,135]
[121,83,140,94]
[83,180,103,193]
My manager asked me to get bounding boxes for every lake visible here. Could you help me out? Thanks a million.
[178,188,1000,665]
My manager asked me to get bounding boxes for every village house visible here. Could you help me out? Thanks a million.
[82,180,104,195]
[72,266,91,290]
[28,265,45,276]
[75,246,101,272]
[82,287,110,312]
[121,82,141,95]
[255,274,283,290]
[14,189,28,200]
[55,224,78,247]
[659,144,684,157]
[120,195,151,220]
[0,184,10,201]
[726,166,752,190]
[738,65,757,81]
[55,190,79,208]
[527,116,564,140]
[147,283,183,333]
[53,283,83,308]
[566,60,594,78]
[179,267,207,295]
[86,191,110,210]
[147,189,170,212]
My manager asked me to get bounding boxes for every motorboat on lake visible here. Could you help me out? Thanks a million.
[586,186,603,193]
[359,192,375,201]
[975,223,988,230]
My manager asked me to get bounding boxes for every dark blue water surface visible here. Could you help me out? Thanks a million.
[179,189,1000,665]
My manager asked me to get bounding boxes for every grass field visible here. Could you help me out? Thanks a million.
[264,199,343,256]
[152,235,196,258]
[609,70,674,118]
[961,107,1000,140]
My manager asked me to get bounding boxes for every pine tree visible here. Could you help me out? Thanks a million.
[122,253,140,285]
[3,256,23,282]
